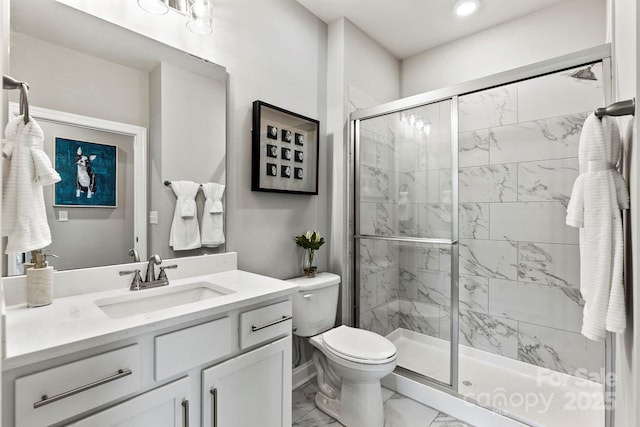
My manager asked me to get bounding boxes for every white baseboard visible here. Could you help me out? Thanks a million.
[292,360,317,390]
[382,373,530,427]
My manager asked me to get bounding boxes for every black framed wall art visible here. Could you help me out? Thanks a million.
[252,100,319,195]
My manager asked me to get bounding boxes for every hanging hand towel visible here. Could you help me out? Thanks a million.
[200,182,225,247]
[2,115,61,254]
[168,180,201,250]
[566,113,629,341]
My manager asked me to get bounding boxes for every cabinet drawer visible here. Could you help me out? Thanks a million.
[155,317,231,381]
[14,345,141,427]
[68,376,190,427]
[239,300,292,349]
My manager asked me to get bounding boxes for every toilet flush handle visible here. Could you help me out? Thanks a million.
[303,293,314,299]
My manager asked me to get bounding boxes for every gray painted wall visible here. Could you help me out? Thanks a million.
[9,32,228,270]
[401,0,606,96]
[217,0,330,280]
[38,123,135,270]
[48,0,332,281]
[10,33,149,127]
[9,33,146,271]
[149,62,227,260]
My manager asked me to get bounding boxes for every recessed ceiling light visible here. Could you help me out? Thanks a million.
[453,0,480,17]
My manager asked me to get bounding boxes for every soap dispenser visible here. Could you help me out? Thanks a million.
[26,250,57,307]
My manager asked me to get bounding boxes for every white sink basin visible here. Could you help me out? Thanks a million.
[95,281,235,319]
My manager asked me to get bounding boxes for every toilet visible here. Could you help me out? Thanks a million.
[288,273,397,427]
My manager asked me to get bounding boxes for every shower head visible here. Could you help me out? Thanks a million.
[570,64,597,81]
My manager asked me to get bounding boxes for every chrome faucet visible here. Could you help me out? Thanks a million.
[145,254,162,283]
[120,254,178,291]
[128,248,140,262]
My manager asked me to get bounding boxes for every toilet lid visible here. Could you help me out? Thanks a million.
[323,326,396,364]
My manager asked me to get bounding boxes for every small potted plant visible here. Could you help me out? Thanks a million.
[294,230,325,277]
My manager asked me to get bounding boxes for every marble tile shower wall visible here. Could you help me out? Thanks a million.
[358,65,608,379]
[456,67,605,378]
[359,100,454,339]
[358,108,402,336]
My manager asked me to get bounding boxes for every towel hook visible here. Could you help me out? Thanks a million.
[594,98,635,119]
[19,83,30,125]
[3,75,30,124]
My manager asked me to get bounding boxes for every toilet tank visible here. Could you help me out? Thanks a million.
[287,272,340,337]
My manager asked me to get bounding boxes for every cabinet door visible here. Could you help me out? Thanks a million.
[69,377,190,427]
[202,336,291,427]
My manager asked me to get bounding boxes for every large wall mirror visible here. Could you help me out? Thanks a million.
[5,0,228,275]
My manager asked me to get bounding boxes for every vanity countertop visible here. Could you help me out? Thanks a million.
[2,269,298,370]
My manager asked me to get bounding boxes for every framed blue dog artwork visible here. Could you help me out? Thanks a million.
[54,138,118,207]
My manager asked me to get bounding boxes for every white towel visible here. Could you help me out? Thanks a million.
[2,116,60,254]
[168,180,201,250]
[566,114,629,341]
[200,182,225,247]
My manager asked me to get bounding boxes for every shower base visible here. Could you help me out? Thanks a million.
[387,328,604,427]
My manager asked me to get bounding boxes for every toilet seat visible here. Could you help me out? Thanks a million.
[322,326,396,365]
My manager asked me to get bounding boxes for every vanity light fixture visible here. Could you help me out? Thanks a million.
[138,0,213,35]
[452,0,480,17]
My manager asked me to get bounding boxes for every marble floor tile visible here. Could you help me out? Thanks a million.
[292,381,321,422]
[429,412,477,427]
[383,393,440,426]
[292,382,478,427]
[292,408,342,427]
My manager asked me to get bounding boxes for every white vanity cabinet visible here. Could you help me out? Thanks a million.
[13,345,142,427]
[3,296,293,427]
[202,336,292,427]
[68,377,190,427]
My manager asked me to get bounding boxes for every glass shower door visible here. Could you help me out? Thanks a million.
[355,98,458,387]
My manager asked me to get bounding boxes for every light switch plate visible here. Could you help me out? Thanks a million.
[149,211,158,224]
[58,211,68,222]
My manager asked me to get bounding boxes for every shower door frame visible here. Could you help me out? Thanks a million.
[350,43,614,427]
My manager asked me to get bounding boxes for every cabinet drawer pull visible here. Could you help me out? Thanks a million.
[182,399,190,427]
[250,315,292,332]
[210,387,218,427]
[33,368,133,409]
